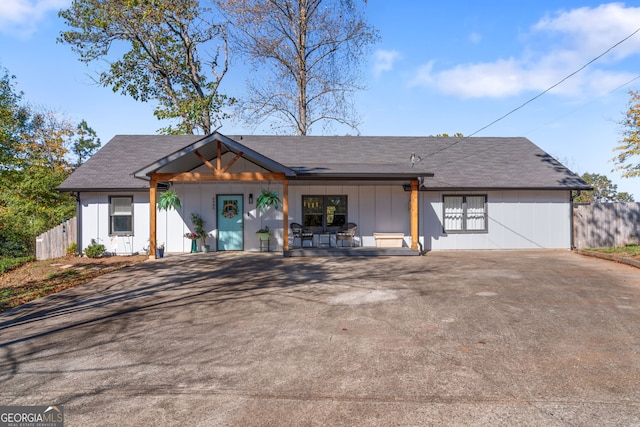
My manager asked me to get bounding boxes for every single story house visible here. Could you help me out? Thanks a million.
[58,132,590,257]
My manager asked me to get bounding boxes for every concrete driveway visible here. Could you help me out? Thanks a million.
[1,250,639,426]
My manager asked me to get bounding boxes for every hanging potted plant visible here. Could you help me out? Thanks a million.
[255,189,281,244]
[156,189,181,255]
[157,189,182,211]
[256,189,281,210]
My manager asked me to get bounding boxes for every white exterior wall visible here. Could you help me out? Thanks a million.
[422,190,572,250]
[78,186,572,254]
[287,184,412,248]
[78,191,150,255]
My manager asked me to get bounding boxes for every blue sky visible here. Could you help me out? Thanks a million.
[1,1,640,198]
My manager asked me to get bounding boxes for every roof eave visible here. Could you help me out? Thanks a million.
[57,186,152,192]
[422,186,592,191]
[294,172,435,181]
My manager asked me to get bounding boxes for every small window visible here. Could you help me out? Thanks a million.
[109,196,133,235]
[303,195,347,232]
[443,195,487,233]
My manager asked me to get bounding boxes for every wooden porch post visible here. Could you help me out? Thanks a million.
[149,175,158,259]
[410,179,419,251]
[282,180,289,251]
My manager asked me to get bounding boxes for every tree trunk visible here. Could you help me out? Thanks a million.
[297,1,308,136]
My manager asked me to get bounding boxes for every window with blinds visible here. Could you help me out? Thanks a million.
[443,195,487,233]
[109,196,133,235]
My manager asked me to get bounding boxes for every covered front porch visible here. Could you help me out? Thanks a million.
[136,133,429,258]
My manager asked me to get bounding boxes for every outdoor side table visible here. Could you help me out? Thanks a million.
[317,232,332,248]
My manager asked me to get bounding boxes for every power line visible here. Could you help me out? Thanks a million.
[523,74,640,137]
[425,25,640,158]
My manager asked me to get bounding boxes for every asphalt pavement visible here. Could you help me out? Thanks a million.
[1,250,639,426]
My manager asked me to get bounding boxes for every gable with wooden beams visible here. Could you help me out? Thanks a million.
[135,133,297,259]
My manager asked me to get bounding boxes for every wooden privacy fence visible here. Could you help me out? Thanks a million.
[36,217,77,260]
[573,203,640,248]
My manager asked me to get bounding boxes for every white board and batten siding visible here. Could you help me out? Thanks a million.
[286,184,412,248]
[78,186,572,254]
[423,190,572,250]
[79,191,149,255]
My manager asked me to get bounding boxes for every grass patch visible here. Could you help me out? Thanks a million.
[46,270,81,280]
[0,257,34,274]
[585,244,640,257]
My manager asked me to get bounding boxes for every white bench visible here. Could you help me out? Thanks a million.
[373,232,405,248]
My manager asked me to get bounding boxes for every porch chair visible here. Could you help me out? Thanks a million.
[290,222,314,248]
[336,223,357,247]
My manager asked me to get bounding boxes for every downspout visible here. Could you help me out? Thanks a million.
[569,190,581,250]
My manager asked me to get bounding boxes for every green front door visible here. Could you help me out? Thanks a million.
[217,195,243,251]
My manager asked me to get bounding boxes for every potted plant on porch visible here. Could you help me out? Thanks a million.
[256,225,271,241]
[190,213,210,252]
[255,189,281,250]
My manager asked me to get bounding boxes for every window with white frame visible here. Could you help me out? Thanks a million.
[109,196,133,235]
[443,195,487,233]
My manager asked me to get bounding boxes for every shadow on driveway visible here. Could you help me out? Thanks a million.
[1,250,639,426]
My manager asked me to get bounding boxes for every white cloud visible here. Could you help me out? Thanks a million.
[411,3,640,98]
[0,0,70,37]
[373,49,401,77]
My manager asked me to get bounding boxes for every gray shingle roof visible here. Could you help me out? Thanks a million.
[232,135,589,189]
[58,135,202,191]
[59,134,590,191]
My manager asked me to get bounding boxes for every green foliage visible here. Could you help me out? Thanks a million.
[0,256,33,275]
[434,133,464,137]
[58,0,234,135]
[585,244,640,256]
[613,90,640,178]
[67,242,78,255]
[256,189,281,210]
[71,119,100,169]
[574,172,635,203]
[190,213,206,245]
[157,189,182,211]
[0,68,25,169]
[84,241,106,258]
[0,64,90,257]
[256,225,271,236]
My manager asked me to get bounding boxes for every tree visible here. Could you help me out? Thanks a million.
[0,68,27,171]
[0,65,94,257]
[71,119,101,169]
[573,172,635,203]
[434,133,464,138]
[612,90,640,178]
[59,0,233,135]
[219,0,378,135]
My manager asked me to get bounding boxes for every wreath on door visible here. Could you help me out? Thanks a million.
[222,201,238,218]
